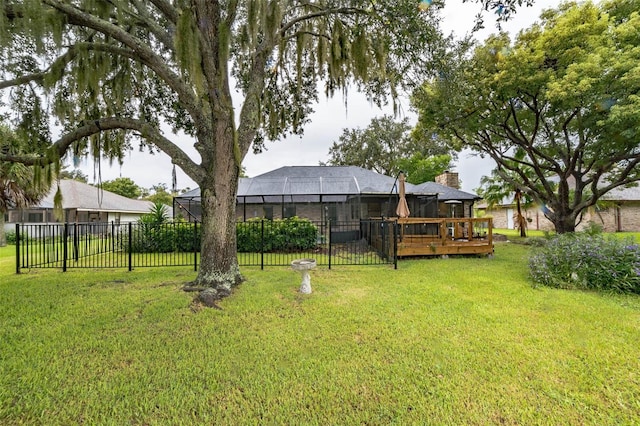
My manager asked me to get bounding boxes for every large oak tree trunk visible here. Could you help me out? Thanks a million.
[187,124,244,304]
[191,178,243,301]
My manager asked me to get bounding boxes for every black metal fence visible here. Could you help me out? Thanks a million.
[15,219,397,273]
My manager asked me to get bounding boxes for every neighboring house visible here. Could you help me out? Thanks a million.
[5,179,156,232]
[174,166,480,222]
[479,184,640,232]
[584,185,640,232]
[478,201,555,232]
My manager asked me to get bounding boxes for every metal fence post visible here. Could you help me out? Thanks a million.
[128,222,133,271]
[393,221,398,270]
[15,224,20,274]
[63,223,68,272]
[328,220,332,270]
[260,220,264,270]
[193,221,198,272]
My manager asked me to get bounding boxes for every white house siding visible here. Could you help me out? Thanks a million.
[109,212,146,223]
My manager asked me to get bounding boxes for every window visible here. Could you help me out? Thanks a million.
[351,203,359,220]
[27,212,43,223]
[263,206,273,220]
[327,205,338,222]
[283,205,296,219]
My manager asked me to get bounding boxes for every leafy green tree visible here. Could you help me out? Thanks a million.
[397,153,452,184]
[326,115,453,178]
[100,177,143,199]
[0,0,520,301]
[145,183,174,206]
[0,125,50,246]
[59,167,88,183]
[413,0,640,233]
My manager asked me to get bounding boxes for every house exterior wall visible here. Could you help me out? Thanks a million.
[483,202,640,233]
[616,203,640,231]
[8,208,56,223]
[236,203,327,221]
[109,212,146,223]
[173,188,455,223]
[438,201,474,219]
[7,207,144,226]
[233,195,445,222]
[584,202,640,232]
[483,206,555,231]
[236,201,359,222]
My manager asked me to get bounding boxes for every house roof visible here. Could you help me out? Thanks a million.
[600,184,640,201]
[249,166,395,195]
[412,181,480,201]
[38,180,155,213]
[177,166,480,202]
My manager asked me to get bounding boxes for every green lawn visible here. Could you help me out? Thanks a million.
[1,242,639,424]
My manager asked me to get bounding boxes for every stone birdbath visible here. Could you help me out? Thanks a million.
[291,258,317,294]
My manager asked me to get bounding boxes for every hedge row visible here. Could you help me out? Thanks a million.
[124,217,318,253]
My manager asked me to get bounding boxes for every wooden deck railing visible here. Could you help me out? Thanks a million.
[393,217,494,257]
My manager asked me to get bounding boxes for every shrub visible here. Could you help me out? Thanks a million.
[529,232,640,293]
[123,222,201,253]
[140,202,169,225]
[123,217,317,254]
[237,217,318,252]
[5,230,17,245]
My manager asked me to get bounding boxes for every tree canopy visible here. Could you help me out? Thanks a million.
[398,153,452,185]
[59,167,89,183]
[413,0,640,233]
[99,177,144,199]
[145,183,174,206]
[0,124,51,246]
[0,0,530,302]
[325,115,453,182]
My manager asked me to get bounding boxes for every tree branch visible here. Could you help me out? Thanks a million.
[280,7,365,36]
[148,0,178,24]
[0,118,204,182]
[42,0,204,126]
[130,0,175,50]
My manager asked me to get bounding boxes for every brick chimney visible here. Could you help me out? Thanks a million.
[435,171,460,189]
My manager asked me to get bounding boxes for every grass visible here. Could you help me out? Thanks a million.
[1,241,640,424]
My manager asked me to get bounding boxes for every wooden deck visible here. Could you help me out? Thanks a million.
[394,217,493,257]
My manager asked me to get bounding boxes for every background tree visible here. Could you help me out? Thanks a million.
[397,153,452,184]
[413,0,640,233]
[0,125,50,246]
[0,0,524,302]
[145,183,174,206]
[100,177,143,199]
[59,166,88,183]
[325,115,453,180]
[476,164,538,237]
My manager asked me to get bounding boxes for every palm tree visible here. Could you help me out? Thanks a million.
[0,125,51,246]
[477,168,533,238]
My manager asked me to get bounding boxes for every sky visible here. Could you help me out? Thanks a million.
[72,0,560,194]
